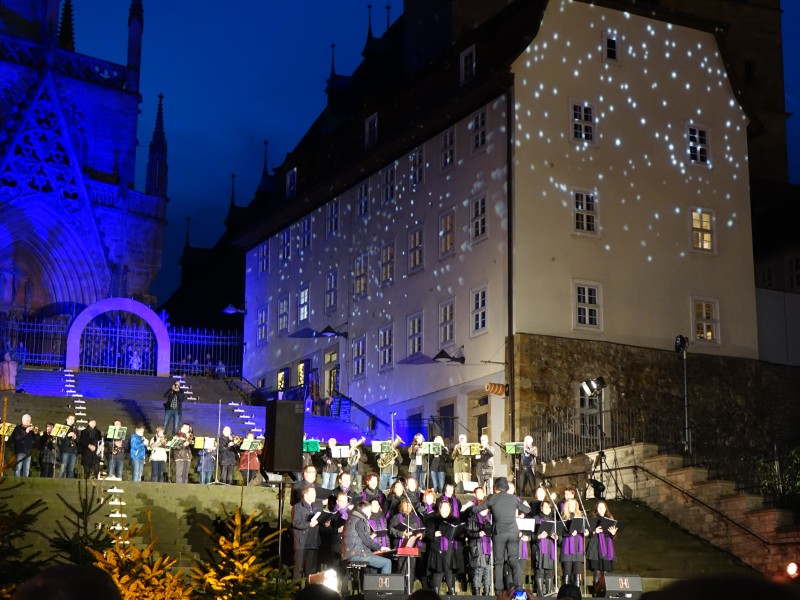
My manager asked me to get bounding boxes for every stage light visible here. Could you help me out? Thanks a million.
[222,304,246,315]
[787,562,798,579]
[674,334,689,353]
[433,346,465,364]
[323,569,340,591]
[581,377,606,397]
[588,478,606,499]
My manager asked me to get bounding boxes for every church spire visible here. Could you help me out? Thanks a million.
[329,43,337,79]
[256,140,274,194]
[145,93,168,197]
[58,0,75,51]
[127,0,144,91]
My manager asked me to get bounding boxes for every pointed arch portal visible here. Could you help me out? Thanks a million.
[66,298,171,376]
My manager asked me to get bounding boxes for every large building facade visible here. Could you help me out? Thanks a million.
[0,0,167,317]
[237,0,777,472]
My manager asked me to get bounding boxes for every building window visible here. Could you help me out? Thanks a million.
[573,189,599,235]
[440,128,455,171]
[409,146,424,187]
[325,268,338,313]
[439,298,455,346]
[469,109,487,153]
[756,265,774,289]
[787,255,800,290]
[407,312,423,357]
[365,112,378,147]
[471,287,487,335]
[439,208,455,259]
[602,30,619,63]
[352,336,366,379]
[256,307,267,346]
[380,241,395,286]
[297,284,309,324]
[575,281,602,330]
[286,167,297,199]
[353,253,368,299]
[324,350,339,396]
[297,359,309,387]
[691,208,714,252]
[471,196,487,242]
[257,242,269,275]
[326,198,339,238]
[382,164,396,204]
[460,45,476,84]
[277,367,290,391]
[408,225,424,273]
[299,216,312,251]
[571,101,595,143]
[279,229,291,261]
[277,295,290,334]
[692,297,719,343]
[357,181,369,218]
[379,324,393,371]
[578,384,599,438]
[687,124,710,165]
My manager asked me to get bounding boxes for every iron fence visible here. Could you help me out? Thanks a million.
[169,326,242,378]
[0,314,69,368]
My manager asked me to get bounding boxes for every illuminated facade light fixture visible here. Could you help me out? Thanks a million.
[581,376,606,397]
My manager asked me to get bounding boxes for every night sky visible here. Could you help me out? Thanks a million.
[71,1,799,303]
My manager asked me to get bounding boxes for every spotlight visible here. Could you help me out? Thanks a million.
[588,478,606,499]
[323,568,340,591]
[581,377,606,397]
[675,334,689,353]
[787,562,798,579]
[433,346,465,364]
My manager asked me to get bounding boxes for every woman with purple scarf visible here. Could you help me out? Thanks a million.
[466,501,493,595]
[534,498,558,597]
[437,482,466,578]
[586,499,619,596]
[425,501,460,595]
[560,497,589,589]
[368,499,391,549]
[390,498,426,588]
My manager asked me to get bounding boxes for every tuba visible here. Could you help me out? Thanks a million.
[377,435,404,469]
[347,436,367,467]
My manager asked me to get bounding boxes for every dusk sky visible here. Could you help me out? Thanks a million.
[71,1,799,303]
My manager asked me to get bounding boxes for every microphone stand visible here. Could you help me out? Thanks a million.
[542,480,567,596]
[573,488,590,597]
[209,399,228,485]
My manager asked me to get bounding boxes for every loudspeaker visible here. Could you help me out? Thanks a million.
[363,574,405,592]
[260,400,304,473]
[605,573,643,599]
[363,593,405,600]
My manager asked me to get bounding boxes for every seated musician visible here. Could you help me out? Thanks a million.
[342,501,392,573]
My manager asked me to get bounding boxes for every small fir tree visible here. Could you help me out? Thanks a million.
[190,506,297,599]
[50,478,113,564]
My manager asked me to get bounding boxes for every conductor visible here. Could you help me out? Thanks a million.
[485,476,531,592]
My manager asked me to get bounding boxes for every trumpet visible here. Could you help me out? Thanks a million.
[347,436,367,467]
[377,435,404,469]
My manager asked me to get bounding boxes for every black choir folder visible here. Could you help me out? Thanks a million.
[594,516,624,534]
[439,521,465,540]
[535,519,562,537]
[568,516,589,535]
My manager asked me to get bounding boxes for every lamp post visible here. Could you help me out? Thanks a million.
[675,335,691,454]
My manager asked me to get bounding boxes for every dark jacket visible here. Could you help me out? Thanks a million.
[163,386,186,411]
[485,492,530,535]
[78,426,103,461]
[342,509,382,560]
[12,424,35,455]
[60,425,78,454]
[292,499,322,550]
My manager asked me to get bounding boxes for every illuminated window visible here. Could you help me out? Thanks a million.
[257,242,269,275]
[571,101,595,143]
[365,112,378,147]
[279,229,291,261]
[573,189,598,235]
[440,128,455,171]
[460,45,476,84]
[353,253,368,298]
[408,225,424,273]
[602,30,619,64]
[471,287,487,335]
[469,109,487,153]
[471,196,487,242]
[352,336,366,379]
[297,360,308,386]
[326,198,339,238]
[577,384,599,438]
[439,298,455,346]
[575,281,602,330]
[325,363,339,396]
[409,146,424,187]
[439,208,455,259]
[382,164,396,204]
[256,307,267,346]
[325,350,338,365]
[277,295,290,334]
[380,241,395,286]
[286,167,297,199]
[687,125,710,165]
[297,284,309,324]
[407,311,423,356]
[357,181,369,217]
[692,298,719,343]
[299,216,312,250]
[277,367,290,391]
[690,208,714,252]
[379,324,393,371]
[787,255,800,290]
[325,268,338,313]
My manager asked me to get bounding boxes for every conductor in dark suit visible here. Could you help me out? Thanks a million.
[485,476,531,592]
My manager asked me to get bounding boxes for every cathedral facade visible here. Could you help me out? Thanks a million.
[0,0,167,318]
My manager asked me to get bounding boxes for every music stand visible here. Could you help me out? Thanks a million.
[303,439,321,453]
[52,423,70,438]
[420,442,441,490]
[504,442,524,493]
[106,425,127,440]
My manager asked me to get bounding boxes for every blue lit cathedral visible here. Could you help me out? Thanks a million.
[0,0,167,317]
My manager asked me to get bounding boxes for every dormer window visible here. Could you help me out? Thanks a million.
[460,45,476,85]
[365,113,378,148]
[286,167,297,199]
